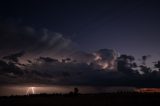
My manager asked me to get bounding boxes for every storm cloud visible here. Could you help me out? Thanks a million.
[1,20,160,88]
[0,20,74,60]
[1,53,160,88]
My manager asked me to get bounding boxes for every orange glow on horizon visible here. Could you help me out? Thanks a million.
[135,88,160,93]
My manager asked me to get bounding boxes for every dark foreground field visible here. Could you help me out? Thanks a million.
[1,92,160,106]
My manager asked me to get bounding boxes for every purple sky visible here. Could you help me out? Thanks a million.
[1,0,160,58]
[1,0,160,95]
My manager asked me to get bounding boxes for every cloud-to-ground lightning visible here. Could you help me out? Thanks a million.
[26,87,35,95]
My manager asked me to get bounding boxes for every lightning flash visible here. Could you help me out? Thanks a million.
[26,87,35,95]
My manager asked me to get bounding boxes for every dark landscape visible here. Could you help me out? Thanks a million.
[1,92,160,106]
[1,0,160,106]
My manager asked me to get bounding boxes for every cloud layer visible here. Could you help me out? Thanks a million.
[1,20,160,87]
[0,21,74,60]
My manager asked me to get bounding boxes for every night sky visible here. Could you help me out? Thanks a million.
[1,0,160,95]
[1,0,160,56]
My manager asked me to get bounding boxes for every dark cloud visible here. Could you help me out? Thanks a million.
[0,22,36,52]
[1,20,160,88]
[117,54,137,74]
[37,57,59,63]
[0,20,74,59]
[0,53,160,88]
[0,59,24,77]
[155,61,160,71]
[3,51,25,63]
[142,55,151,65]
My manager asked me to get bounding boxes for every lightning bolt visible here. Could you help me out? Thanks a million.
[26,87,35,95]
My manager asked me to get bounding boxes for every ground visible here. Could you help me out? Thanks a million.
[0,93,160,106]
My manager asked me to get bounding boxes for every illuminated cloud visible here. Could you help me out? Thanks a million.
[93,49,117,70]
[1,20,160,88]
